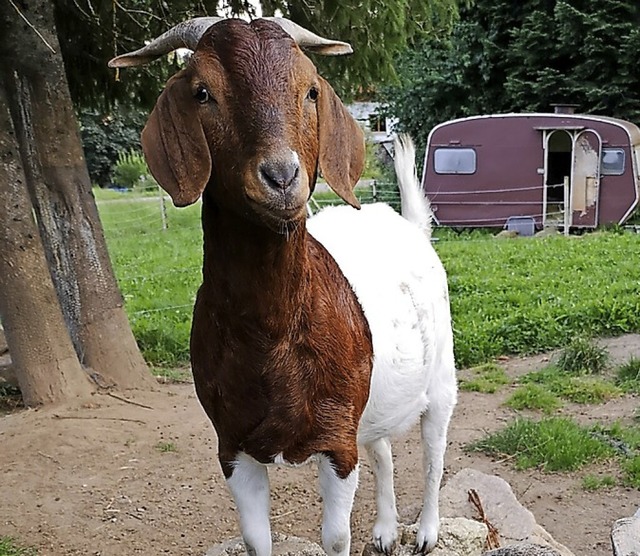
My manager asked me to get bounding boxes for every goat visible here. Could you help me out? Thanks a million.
[110,17,457,556]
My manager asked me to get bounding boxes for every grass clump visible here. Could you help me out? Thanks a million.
[520,367,621,404]
[557,337,609,375]
[0,538,36,556]
[155,441,178,453]
[622,455,640,488]
[468,417,614,472]
[505,384,561,414]
[582,474,617,491]
[616,356,640,393]
[459,363,510,393]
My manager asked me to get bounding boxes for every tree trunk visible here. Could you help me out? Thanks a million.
[0,82,93,406]
[0,0,153,389]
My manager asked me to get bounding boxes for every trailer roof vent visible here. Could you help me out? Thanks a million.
[551,103,579,114]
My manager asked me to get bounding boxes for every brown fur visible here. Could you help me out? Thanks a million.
[141,18,370,479]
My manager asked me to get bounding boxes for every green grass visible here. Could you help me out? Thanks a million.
[582,474,617,491]
[97,193,640,369]
[155,441,178,453]
[557,337,609,375]
[519,367,621,404]
[0,538,36,556]
[505,384,561,414]
[439,233,640,368]
[616,356,640,393]
[459,362,510,393]
[622,455,640,488]
[468,417,615,472]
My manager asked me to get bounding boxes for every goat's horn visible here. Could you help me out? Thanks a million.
[108,17,224,68]
[265,17,353,56]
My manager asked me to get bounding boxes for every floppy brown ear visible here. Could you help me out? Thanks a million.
[317,77,365,209]
[141,74,212,207]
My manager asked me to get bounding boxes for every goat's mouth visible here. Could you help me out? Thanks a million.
[246,197,307,234]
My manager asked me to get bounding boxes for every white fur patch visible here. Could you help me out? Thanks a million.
[308,203,457,445]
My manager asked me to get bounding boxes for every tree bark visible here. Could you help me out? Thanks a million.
[0,82,93,406]
[0,0,153,389]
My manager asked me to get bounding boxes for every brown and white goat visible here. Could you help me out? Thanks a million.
[110,18,457,556]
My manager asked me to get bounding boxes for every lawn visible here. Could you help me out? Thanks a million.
[96,190,640,368]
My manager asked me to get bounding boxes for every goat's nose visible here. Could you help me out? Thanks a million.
[259,159,300,191]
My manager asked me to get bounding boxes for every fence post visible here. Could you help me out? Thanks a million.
[158,185,168,231]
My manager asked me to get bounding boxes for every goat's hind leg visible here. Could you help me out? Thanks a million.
[225,453,272,556]
[415,392,455,554]
[365,437,398,555]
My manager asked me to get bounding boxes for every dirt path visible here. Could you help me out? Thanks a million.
[1,336,639,556]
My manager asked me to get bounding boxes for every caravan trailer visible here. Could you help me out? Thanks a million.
[422,110,640,229]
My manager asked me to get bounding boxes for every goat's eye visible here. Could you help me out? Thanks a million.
[195,85,211,104]
[307,87,319,102]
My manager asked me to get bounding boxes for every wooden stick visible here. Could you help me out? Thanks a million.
[106,392,154,410]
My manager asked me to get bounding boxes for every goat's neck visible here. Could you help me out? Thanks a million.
[201,196,310,327]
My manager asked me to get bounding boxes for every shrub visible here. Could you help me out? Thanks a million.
[113,150,149,190]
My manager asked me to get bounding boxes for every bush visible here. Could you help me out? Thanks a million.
[113,150,150,190]
[79,107,146,187]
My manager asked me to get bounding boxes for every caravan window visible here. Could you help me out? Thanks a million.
[434,148,476,174]
[601,148,625,175]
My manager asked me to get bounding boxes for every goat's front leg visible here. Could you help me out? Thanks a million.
[365,437,398,555]
[225,453,272,556]
[317,452,359,556]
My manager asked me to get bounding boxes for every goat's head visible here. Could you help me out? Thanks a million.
[110,18,365,231]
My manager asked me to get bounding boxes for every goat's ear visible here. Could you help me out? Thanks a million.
[141,75,212,207]
[317,77,365,209]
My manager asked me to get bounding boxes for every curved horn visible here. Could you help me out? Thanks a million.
[108,17,223,68]
[264,17,353,56]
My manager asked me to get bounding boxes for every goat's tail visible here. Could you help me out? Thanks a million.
[394,134,433,238]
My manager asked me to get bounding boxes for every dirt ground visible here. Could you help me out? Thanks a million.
[1,335,639,556]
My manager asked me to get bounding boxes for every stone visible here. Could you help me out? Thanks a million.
[483,543,562,556]
[611,508,640,556]
[206,533,324,556]
[440,469,574,556]
[362,517,488,556]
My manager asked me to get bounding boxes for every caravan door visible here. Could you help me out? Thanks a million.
[571,129,602,227]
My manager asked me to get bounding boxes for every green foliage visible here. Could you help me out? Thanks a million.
[616,357,640,393]
[55,0,468,108]
[520,367,621,404]
[505,384,561,414]
[459,362,510,393]
[113,149,151,190]
[0,538,36,556]
[557,337,609,375]
[582,474,616,491]
[384,0,640,149]
[468,417,615,471]
[79,107,146,186]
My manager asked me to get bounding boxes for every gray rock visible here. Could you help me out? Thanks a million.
[206,533,324,556]
[483,543,562,556]
[363,517,488,556]
[611,509,640,556]
[440,469,574,556]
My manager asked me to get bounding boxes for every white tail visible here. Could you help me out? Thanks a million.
[394,134,433,238]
